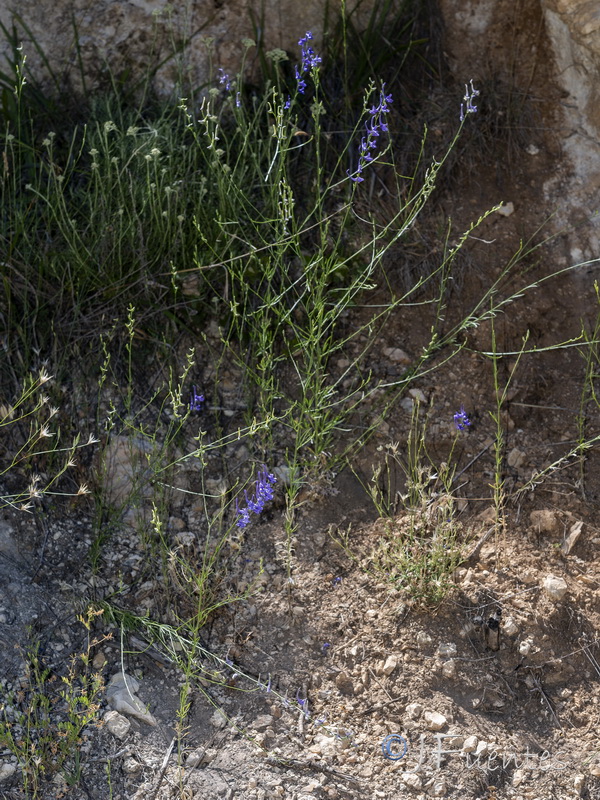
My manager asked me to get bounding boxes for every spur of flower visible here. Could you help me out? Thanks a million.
[236,466,277,528]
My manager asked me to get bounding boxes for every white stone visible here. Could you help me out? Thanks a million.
[402,773,422,790]
[462,735,478,752]
[186,749,205,768]
[503,615,519,636]
[210,709,228,729]
[0,763,17,781]
[104,709,131,740]
[383,347,410,364]
[405,702,423,720]
[475,740,488,757]
[441,659,456,678]
[423,711,447,731]
[106,672,156,726]
[437,642,457,658]
[562,520,584,554]
[543,574,568,601]
[497,202,515,217]
[416,631,432,647]
[512,768,526,787]
[519,638,533,656]
[429,776,447,796]
[408,388,427,403]
[100,435,153,506]
[309,732,343,758]
[382,654,399,676]
[507,446,525,468]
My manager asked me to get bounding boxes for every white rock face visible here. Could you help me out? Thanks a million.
[100,435,154,507]
[439,0,600,251]
[0,1,361,99]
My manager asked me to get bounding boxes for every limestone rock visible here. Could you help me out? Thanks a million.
[429,776,447,796]
[0,763,17,781]
[383,347,411,364]
[106,672,157,727]
[423,710,447,731]
[543,574,568,601]
[437,642,457,659]
[335,671,354,695]
[210,709,228,729]
[0,1,360,101]
[405,702,423,720]
[402,773,422,790]
[441,659,456,678]
[529,509,560,534]
[382,654,399,676]
[562,520,584,554]
[104,709,131,740]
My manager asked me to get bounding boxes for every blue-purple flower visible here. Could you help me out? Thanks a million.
[295,65,307,94]
[236,466,277,528]
[453,406,471,431]
[217,67,231,92]
[298,32,322,72]
[189,386,205,412]
[460,79,479,122]
[347,84,393,183]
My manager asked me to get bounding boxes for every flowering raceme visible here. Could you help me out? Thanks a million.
[347,84,393,183]
[295,31,321,94]
[453,406,471,431]
[236,467,277,528]
[460,79,479,122]
[189,386,205,412]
